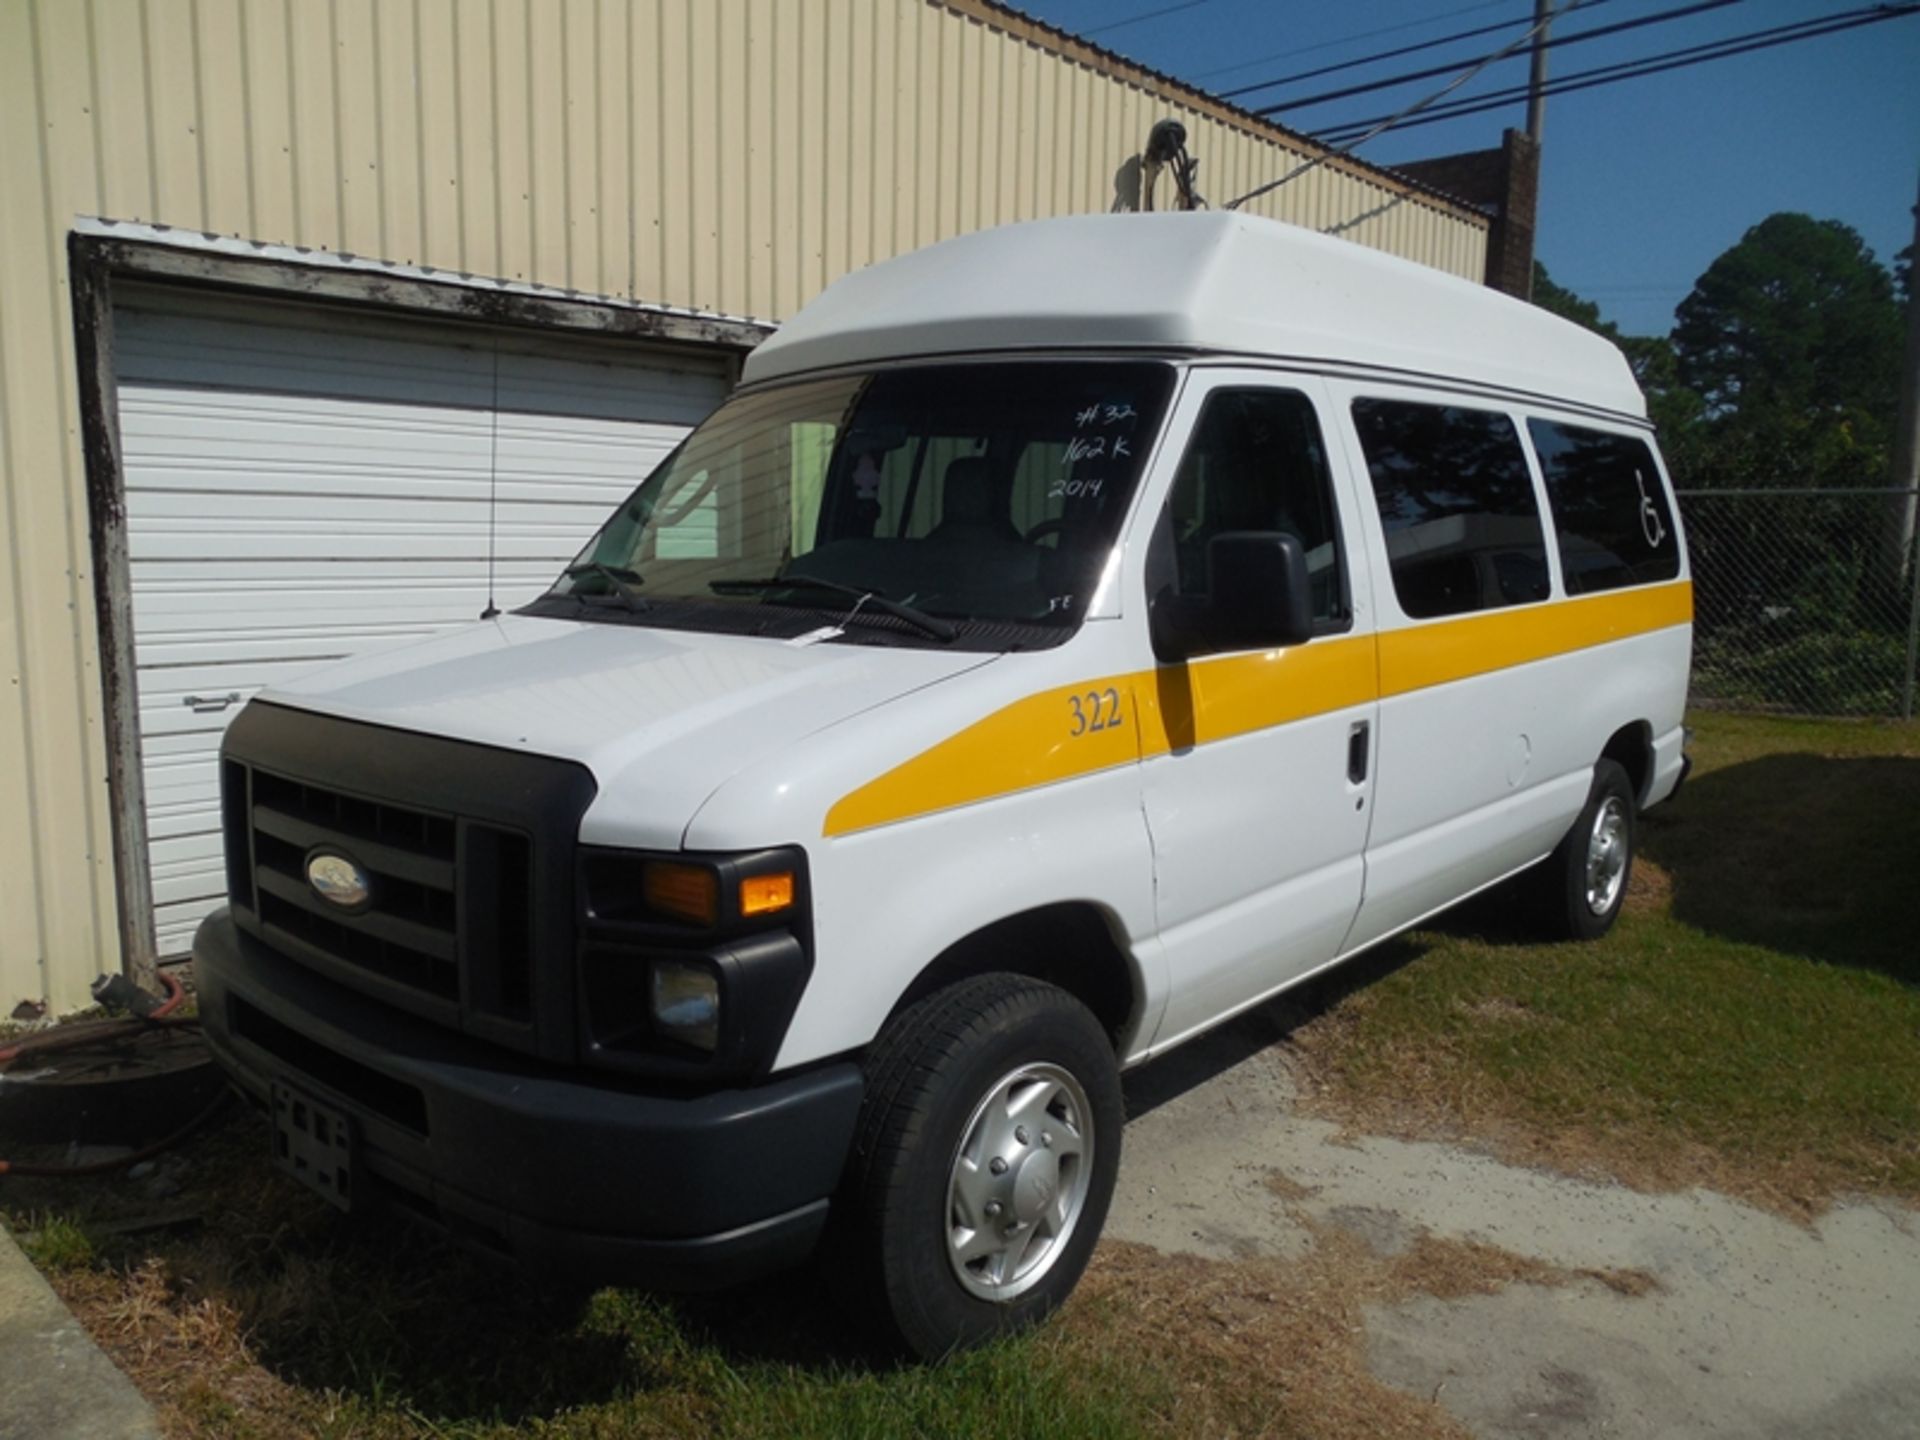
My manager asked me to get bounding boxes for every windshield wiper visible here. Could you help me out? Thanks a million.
[710,575,958,642]
[559,562,648,612]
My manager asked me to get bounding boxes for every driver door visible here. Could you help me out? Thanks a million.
[1138,371,1380,1052]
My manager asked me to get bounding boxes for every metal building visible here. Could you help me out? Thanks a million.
[0,0,1492,1017]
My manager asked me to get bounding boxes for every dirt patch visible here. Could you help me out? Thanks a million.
[1068,1226,1654,1440]
[1455,995,1555,1027]
[1622,856,1673,916]
[49,1252,331,1438]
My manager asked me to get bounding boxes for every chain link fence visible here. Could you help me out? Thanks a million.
[1677,487,1920,719]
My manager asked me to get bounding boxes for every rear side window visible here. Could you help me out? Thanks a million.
[1528,420,1680,595]
[1351,398,1550,620]
[1161,388,1348,629]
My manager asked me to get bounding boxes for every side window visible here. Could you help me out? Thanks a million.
[1160,388,1348,628]
[1351,398,1550,620]
[1528,420,1680,595]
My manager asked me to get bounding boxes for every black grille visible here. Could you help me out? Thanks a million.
[231,765,530,1020]
[248,771,463,994]
[218,703,597,1063]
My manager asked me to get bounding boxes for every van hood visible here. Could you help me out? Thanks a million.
[262,614,997,848]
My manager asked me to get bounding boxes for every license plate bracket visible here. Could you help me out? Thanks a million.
[270,1080,355,1211]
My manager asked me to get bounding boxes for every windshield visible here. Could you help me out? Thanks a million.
[539,360,1176,643]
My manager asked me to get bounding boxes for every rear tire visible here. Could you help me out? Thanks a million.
[840,972,1123,1359]
[1529,757,1636,941]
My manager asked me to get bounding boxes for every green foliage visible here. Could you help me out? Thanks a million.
[1672,214,1903,488]
[1618,333,1707,473]
[18,1214,95,1271]
[1532,260,1617,338]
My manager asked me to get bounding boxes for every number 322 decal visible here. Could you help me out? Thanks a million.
[1068,687,1123,736]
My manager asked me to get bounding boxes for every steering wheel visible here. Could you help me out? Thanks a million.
[1025,518,1067,546]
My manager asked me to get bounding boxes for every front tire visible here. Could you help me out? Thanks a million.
[1530,757,1636,941]
[842,972,1124,1359]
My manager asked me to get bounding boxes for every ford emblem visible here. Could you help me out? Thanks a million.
[307,852,372,911]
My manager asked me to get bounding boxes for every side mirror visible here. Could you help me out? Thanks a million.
[1152,531,1315,660]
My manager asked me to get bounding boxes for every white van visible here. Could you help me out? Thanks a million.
[197,212,1691,1357]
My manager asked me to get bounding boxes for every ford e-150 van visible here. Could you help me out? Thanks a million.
[196,211,1691,1358]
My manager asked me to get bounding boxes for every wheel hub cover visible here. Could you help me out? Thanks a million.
[1012,1148,1061,1224]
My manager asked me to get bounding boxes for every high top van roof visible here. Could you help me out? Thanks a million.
[742,212,1646,421]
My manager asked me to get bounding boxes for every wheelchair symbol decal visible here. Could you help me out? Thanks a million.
[1635,470,1667,549]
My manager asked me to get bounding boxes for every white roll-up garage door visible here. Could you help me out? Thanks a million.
[111,287,732,956]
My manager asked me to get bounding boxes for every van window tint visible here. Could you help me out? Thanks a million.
[1162,389,1347,628]
[1351,398,1550,619]
[1528,420,1680,595]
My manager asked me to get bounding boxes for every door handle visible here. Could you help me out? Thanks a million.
[183,692,241,714]
[1347,720,1370,784]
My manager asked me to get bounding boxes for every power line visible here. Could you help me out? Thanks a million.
[1250,0,1748,115]
[1223,0,1585,211]
[1313,4,1918,142]
[1315,3,1913,139]
[1217,1,1618,100]
[1082,0,1212,38]
[1192,0,1519,82]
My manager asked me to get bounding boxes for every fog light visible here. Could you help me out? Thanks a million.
[650,961,720,1052]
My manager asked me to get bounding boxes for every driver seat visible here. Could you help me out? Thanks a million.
[931,456,1021,543]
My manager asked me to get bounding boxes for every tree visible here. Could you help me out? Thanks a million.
[1532,261,1618,339]
[1671,214,1902,489]
[1619,333,1706,479]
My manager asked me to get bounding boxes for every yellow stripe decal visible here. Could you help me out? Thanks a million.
[1134,631,1380,758]
[1376,580,1693,699]
[823,580,1691,837]
[824,676,1147,839]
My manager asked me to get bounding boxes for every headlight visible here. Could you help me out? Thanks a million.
[578,844,811,1079]
[641,861,720,925]
[650,959,721,1052]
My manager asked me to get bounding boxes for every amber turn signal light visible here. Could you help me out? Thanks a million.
[642,861,719,925]
[739,871,795,917]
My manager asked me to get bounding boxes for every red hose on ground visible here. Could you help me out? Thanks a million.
[147,969,187,1021]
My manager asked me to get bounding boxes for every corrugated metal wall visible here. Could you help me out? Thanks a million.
[0,0,1488,1015]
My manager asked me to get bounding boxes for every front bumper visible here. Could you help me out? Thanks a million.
[195,909,863,1289]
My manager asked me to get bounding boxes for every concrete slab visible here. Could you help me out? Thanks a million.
[0,1222,159,1440]
[1114,1011,1920,1440]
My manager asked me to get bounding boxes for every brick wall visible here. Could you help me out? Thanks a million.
[1394,129,1540,299]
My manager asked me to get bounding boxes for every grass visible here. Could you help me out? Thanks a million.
[12,1134,1515,1440]
[1292,710,1920,1209]
[16,1212,96,1271]
[6,1125,1200,1440]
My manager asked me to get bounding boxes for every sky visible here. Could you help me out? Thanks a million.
[1010,0,1920,337]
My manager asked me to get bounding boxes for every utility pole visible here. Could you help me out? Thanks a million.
[1891,169,1920,573]
[1894,170,1920,720]
[1526,0,1552,142]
